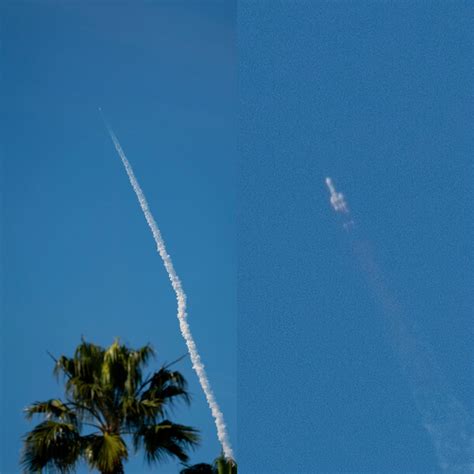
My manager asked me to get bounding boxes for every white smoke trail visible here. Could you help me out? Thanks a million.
[354,240,474,473]
[325,178,474,472]
[102,112,234,461]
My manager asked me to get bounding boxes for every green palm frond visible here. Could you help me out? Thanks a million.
[53,355,76,380]
[132,344,154,367]
[124,343,154,395]
[83,433,128,474]
[101,339,121,387]
[121,396,165,431]
[65,377,105,407]
[54,341,105,384]
[77,343,105,382]
[21,420,81,473]
[102,339,130,394]
[134,420,199,464]
[141,367,191,409]
[100,340,154,396]
[24,399,78,426]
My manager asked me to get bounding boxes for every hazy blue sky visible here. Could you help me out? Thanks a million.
[238,1,472,472]
[1,3,236,473]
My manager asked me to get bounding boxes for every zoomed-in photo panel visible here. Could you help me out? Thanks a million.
[238,1,473,473]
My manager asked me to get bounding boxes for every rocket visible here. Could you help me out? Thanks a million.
[325,177,349,213]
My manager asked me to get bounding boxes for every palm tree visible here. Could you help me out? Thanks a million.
[180,455,237,474]
[21,339,199,473]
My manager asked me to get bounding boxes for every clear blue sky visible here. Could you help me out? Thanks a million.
[238,1,472,473]
[1,2,236,473]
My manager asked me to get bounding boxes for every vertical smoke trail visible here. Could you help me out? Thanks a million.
[325,177,474,473]
[101,111,234,461]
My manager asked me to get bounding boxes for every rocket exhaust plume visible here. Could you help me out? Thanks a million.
[101,110,234,461]
[325,177,354,230]
[325,177,349,213]
[325,177,474,472]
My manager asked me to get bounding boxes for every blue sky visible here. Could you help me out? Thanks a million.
[1,3,235,473]
[238,1,472,472]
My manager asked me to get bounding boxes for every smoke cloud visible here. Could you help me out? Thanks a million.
[102,114,234,460]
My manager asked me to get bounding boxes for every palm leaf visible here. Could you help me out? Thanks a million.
[141,367,191,409]
[134,420,199,464]
[24,399,78,426]
[83,433,127,474]
[21,420,81,473]
[121,396,165,430]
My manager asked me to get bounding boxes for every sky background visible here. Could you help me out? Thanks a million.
[1,2,236,473]
[238,1,472,473]
[1,2,473,474]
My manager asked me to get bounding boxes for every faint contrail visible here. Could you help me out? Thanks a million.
[101,109,234,461]
[325,177,474,473]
